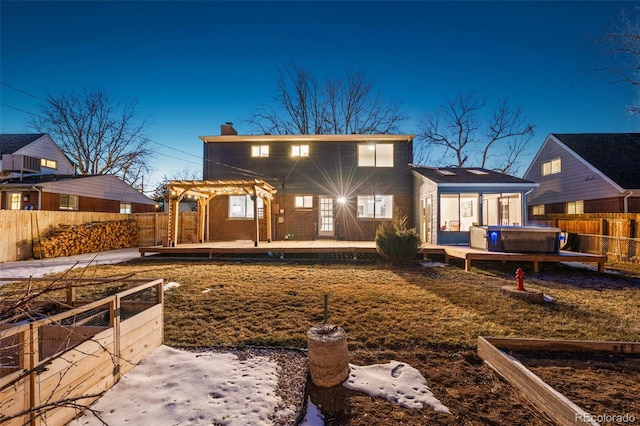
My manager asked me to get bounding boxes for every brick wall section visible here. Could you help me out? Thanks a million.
[530,197,640,217]
[207,194,413,241]
[585,197,623,213]
[39,193,155,213]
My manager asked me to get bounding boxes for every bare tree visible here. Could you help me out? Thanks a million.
[416,94,535,174]
[600,7,640,116]
[31,88,153,189]
[249,63,406,134]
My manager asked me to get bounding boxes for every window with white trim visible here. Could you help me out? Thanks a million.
[229,195,264,218]
[567,200,584,214]
[41,158,58,169]
[120,203,132,214]
[357,144,393,167]
[251,145,269,157]
[357,195,393,218]
[9,193,21,210]
[60,194,79,211]
[291,145,309,157]
[532,204,545,215]
[542,158,561,176]
[294,195,313,208]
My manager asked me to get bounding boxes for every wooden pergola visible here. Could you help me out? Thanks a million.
[165,179,277,246]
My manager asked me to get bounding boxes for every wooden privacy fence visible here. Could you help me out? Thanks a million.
[0,211,199,263]
[529,214,640,262]
[0,278,164,426]
[0,211,129,263]
[133,211,197,246]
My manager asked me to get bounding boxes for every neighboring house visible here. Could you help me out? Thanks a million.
[200,123,415,241]
[0,133,75,177]
[0,174,157,213]
[412,167,538,245]
[524,133,640,215]
[0,133,156,213]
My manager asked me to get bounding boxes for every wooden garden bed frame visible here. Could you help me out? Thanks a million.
[0,278,164,426]
[478,336,640,426]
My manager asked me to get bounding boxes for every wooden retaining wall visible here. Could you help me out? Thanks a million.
[0,278,164,426]
[478,337,640,426]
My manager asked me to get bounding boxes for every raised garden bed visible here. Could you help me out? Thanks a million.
[478,337,640,426]
[0,278,164,426]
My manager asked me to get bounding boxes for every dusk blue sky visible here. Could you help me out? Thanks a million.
[1,1,637,193]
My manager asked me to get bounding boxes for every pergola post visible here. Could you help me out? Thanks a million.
[265,196,272,243]
[166,179,276,247]
[253,186,259,247]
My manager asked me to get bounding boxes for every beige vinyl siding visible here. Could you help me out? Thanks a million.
[525,137,622,206]
[13,135,75,174]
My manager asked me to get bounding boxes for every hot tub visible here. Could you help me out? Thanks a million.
[469,226,562,254]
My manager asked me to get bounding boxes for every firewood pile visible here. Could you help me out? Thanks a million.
[34,219,139,258]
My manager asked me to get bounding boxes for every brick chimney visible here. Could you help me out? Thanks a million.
[221,122,238,135]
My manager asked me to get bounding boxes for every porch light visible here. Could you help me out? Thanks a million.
[337,197,346,204]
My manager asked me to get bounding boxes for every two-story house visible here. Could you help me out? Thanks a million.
[524,133,640,215]
[200,123,415,241]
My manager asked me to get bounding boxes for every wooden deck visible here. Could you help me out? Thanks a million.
[138,240,606,272]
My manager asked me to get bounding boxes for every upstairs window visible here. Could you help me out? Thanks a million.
[291,145,309,157]
[358,144,393,167]
[251,145,269,157]
[41,158,58,169]
[229,195,264,218]
[542,158,561,176]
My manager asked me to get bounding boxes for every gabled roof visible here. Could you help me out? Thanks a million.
[0,174,155,205]
[550,133,640,189]
[412,167,535,185]
[0,134,47,155]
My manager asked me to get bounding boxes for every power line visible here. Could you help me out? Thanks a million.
[1,81,271,180]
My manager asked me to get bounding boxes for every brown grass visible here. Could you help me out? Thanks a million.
[4,257,639,425]
[29,258,639,350]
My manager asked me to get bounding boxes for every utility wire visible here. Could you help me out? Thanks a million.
[1,81,272,180]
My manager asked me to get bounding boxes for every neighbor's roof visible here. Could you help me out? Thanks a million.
[200,134,415,143]
[0,174,155,205]
[0,134,46,155]
[412,167,536,185]
[551,133,640,189]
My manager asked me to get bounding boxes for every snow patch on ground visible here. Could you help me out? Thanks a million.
[343,360,450,413]
[163,281,180,291]
[69,347,450,426]
[420,261,448,268]
[68,346,281,426]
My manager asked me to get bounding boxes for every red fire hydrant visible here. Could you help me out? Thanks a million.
[515,268,525,291]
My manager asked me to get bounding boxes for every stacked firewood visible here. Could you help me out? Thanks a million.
[34,219,139,258]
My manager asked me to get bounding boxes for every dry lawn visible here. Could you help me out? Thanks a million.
[5,256,639,425]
